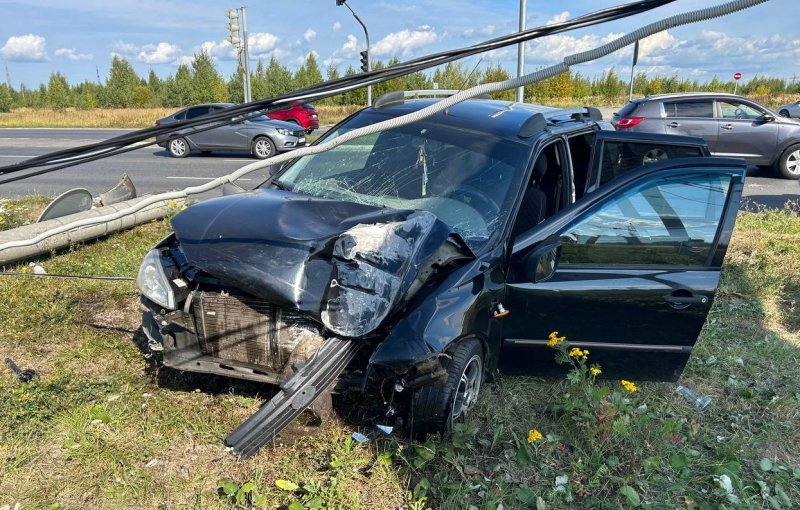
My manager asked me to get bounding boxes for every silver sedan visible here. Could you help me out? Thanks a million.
[777,100,800,119]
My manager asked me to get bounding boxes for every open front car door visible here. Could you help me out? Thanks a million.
[502,158,745,381]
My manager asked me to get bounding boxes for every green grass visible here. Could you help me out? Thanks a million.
[1,199,799,509]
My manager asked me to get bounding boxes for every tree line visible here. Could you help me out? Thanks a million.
[0,50,798,113]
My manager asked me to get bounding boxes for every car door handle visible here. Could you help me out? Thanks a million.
[667,122,680,128]
[663,292,708,307]
[721,124,734,130]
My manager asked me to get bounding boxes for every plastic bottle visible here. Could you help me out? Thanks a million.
[675,385,712,409]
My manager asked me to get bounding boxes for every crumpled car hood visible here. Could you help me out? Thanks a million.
[171,189,468,337]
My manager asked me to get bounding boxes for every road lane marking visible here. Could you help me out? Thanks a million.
[223,159,252,162]
[0,155,29,158]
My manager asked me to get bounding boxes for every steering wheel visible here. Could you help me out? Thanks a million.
[734,108,745,119]
[447,185,501,219]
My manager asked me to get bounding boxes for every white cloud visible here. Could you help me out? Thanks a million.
[462,25,496,38]
[333,21,342,32]
[137,42,182,64]
[1,34,48,62]
[296,50,319,66]
[303,28,317,44]
[546,11,570,25]
[54,47,93,61]
[199,39,235,61]
[324,34,360,67]
[248,32,280,58]
[372,25,441,57]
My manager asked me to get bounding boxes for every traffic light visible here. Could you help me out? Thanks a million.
[226,9,241,50]
[359,50,368,73]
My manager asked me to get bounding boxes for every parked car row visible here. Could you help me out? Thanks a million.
[612,92,800,179]
[154,102,319,159]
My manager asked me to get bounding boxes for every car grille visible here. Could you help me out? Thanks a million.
[192,290,321,371]
[292,129,305,138]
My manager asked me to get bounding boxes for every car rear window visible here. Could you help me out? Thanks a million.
[302,103,315,110]
[185,106,210,119]
[664,101,713,118]
[616,101,641,118]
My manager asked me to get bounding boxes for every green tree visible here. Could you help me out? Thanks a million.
[251,60,267,100]
[264,56,293,97]
[102,56,140,107]
[161,64,193,107]
[47,72,71,110]
[190,50,227,103]
[131,85,155,107]
[147,69,163,106]
[481,63,513,101]
[228,65,245,104]
[342,65,366,105]
[0,84,12,113]
[293,52,323,90]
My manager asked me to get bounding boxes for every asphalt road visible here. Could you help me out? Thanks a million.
[0,128,797,210]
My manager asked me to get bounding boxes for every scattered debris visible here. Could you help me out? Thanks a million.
[28,262,46,274]
[3,357,36,382]
[351,432,368,443]
[376,424,394,435]
[97,173,136,206]
[36,188,93,222]
[675,385,712,409]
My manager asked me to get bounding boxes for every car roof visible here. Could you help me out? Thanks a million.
[637,92,746,102]
[367,98,597,142]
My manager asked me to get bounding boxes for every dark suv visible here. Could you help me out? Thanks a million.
[137,94,745,457]
[612,92,800,179]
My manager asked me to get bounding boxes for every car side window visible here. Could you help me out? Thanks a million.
[185,106,210,120]
[718,101,763,120]
[559,173,731,266]
[664,101,713,118]
[599,141,703,185]
[174,110,187,120]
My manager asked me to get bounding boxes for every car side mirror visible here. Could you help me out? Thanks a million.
[525,243,561,283]
[761,114,775,123]
[231,116,244,124]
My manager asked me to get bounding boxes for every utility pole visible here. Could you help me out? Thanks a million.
[628,40,639,100]
[95,65,101,85]
[516,0,526,103]
[226,7,252,103]
[337,0,371,106]
[3,59,11,89]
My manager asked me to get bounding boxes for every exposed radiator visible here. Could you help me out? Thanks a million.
[192,290,321,371]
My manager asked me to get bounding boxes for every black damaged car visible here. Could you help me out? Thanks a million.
[137,93,745,458]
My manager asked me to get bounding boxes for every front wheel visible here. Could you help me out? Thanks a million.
[411,339,484,439]
[777,143,800,179]
[168,137,189,158]
[779,110,791,118]
[251,136,276,160]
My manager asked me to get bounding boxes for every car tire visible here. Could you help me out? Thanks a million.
[251,136,276,159]
[777,143,800,179]
[167,137,189,158]
[306,129,314,135]
[779,110,791,118]
[411,338,484,439]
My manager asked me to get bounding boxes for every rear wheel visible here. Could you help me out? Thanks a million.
[168,137,189,158]
[777,143,800,179]
[251,136,276,159]
[411,339,484,438]
[779,109,791,118]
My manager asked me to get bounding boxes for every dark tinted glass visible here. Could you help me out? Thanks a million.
[560,173,731,266]
[185,106,210,119]
[599,141,703,185]
[174,110,186,120]
[664,101,713,118]
[616,101,641,117]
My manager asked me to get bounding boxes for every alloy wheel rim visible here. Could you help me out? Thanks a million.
[255,140,271,158]
[787,150,800,176]
[170,139,186,156]
[450,355,482,423]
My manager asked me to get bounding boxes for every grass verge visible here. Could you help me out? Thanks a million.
[0,200,798,509]
[0,105,362,129]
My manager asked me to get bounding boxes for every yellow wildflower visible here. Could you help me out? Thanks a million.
[547,331,565,348]
[527,429,543,443]
[590,367,602,376]
[621,380,638,393]
[568,347,588,361]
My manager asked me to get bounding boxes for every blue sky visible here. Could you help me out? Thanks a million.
[0,0,797,89]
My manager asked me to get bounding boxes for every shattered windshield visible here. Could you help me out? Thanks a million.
[275,112,528,250]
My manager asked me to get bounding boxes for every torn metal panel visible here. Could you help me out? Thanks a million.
[170,189,469,337]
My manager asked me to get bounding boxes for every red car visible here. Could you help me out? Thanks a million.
[266,102,319,134]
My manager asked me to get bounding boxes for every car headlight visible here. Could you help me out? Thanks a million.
[276,128,291,136]
[137,249,176,310]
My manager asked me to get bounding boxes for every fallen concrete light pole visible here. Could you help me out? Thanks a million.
[0,195,183,266]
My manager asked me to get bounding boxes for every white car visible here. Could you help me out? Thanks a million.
[777,100,800,119]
